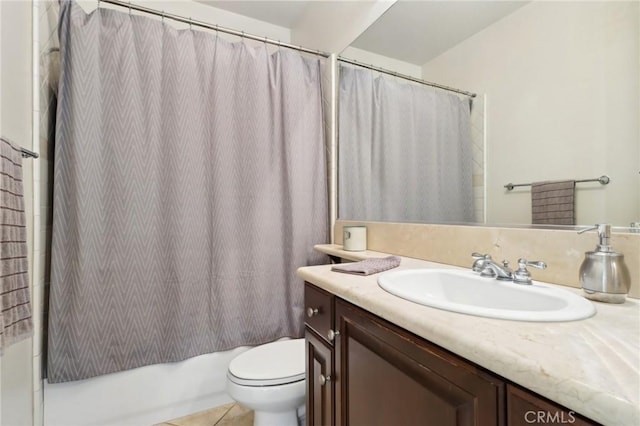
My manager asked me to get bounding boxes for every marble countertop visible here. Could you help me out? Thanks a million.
[297,244,640,426]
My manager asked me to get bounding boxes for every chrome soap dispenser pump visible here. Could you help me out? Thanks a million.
[578,224,631,303]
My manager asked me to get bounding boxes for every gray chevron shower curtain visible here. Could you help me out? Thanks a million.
[48,1,327,382]
[338,65,474,223]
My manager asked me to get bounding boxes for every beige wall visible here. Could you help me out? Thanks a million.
[0,1,35,425]
[335,220,640,299]
[423,1,640,227]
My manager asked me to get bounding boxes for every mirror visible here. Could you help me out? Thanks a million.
[339,0,639,228]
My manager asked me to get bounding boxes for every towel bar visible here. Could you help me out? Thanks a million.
[20,147,39,159]
[504,175,609,191]
[0,137,39,159]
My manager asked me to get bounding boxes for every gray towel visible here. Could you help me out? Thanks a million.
[0,137,33,354]
[331,256,401,276]
[531,180,576,225]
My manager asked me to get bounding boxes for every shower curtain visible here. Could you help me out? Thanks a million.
[338,65,474,223]
[48,1,327,383]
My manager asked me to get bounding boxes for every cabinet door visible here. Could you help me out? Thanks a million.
[335,299,504,426]
[506,384,598,426]
[306,329,334,426]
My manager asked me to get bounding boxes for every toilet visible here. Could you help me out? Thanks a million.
[226,338,306,426]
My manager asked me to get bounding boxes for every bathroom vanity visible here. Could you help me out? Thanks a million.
[298,245,640,426]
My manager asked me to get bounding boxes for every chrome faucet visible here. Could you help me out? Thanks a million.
[471,253,546,284]
[481,259,514,281]
[472,253,512,279]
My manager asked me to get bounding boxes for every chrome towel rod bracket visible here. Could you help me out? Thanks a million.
[21,147,39,159]
[504,175,610,191]
[0,137,39,159]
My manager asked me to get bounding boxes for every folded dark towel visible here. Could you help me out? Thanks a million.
[331,256,401,276]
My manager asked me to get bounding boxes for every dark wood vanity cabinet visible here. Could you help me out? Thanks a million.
[333,298,504,426]
[304,282,502,426]
[304,282,598,426]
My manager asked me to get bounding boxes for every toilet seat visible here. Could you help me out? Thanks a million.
[228,339,306,387]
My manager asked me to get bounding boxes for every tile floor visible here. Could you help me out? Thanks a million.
[156,403,254,426]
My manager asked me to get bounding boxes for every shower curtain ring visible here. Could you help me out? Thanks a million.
[128,1,132,15]
[161,11,165,22]
[189,17,192,30]
[241,31,245,41]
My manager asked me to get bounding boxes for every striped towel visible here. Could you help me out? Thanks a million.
[531,180,576,225]
[0,137,33,354]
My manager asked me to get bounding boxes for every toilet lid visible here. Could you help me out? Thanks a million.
[228,339,306,386]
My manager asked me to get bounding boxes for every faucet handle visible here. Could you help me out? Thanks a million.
[513,258,547,284]
[471,252,490,259]
[471,253,491,273]
[519,259,547,270]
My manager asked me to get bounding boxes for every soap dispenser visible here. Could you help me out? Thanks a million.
[578,224,631,303]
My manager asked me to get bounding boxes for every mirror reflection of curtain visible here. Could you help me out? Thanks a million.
[338,65,474,223]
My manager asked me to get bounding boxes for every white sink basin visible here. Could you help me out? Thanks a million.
[378,269,596,322]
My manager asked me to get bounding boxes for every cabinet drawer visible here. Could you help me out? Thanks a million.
[304,283,334,343]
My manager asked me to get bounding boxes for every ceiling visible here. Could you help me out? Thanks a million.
[196,1,312,28]
[197,1,527,65]
[351,1,527,64]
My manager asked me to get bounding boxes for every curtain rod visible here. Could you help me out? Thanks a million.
[338,57,477,98]
[98,0,329,58]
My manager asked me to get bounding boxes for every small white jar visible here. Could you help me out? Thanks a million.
[343,226,367,251]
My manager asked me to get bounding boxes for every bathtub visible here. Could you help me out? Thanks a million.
[44,346,249,426]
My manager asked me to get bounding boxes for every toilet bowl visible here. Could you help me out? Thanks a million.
[226,339,306,426]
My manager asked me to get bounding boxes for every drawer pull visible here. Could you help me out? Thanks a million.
[319,374,331,386]
[327,329,340,341]
[307,307,319,318]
